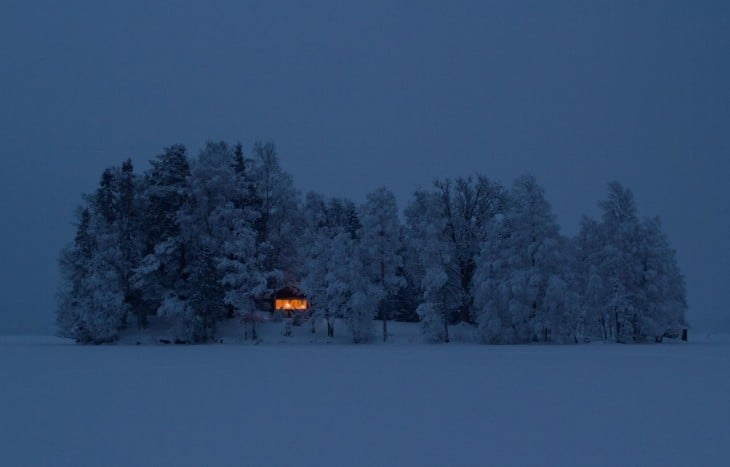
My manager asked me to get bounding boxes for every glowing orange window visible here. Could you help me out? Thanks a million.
[275,299,308,311]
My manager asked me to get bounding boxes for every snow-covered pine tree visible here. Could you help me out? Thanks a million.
[163,141,249,342]
[132,145,191,329]
[57,208,94,340]
[57,167,132,343]
[114,159,144,328]
[358,187,405,341]
[219,216,270,340]
[78,212,128,343]
[218,145,275,341]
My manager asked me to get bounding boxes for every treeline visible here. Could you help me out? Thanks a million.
[57,141,687,344]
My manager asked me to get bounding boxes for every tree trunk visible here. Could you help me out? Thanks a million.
[136,305,147,330]
[443,316,450,343]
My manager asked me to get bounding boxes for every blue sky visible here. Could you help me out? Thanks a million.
[1,0,728,333]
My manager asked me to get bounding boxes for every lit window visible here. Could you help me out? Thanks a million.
[275,299,307,310]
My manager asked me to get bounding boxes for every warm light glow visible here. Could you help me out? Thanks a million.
[275,299,307,311]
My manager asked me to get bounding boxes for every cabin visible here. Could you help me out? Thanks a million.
[272,286,308,317]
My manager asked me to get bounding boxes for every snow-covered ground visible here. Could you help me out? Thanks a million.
[1,326,728,467]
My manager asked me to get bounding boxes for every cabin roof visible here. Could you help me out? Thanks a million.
[273,286,306,299]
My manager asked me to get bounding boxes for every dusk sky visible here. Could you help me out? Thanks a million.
[1,0,728,334]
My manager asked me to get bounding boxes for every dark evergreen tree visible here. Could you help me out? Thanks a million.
[133,145,191,329]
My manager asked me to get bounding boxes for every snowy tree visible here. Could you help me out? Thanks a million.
[325,233,357,341]
[57,189,129,344]
[113,159,144,328]
[574,182,687,343]
[405,190,457,342]
[405,176,505,342]
[165,142,252,341]
[132,145,191,328]
[347,271,382,344]
[299,193,330,333]
[323,232,381,343]
[358,187,405,341]
[57,208,94,341]
[219,214,272,341]
[250,141,302,287]
[573,216,606,340]
[635,217,688,341]
[78,215,130,343]
[139,144,191,251]
[473,175,573,343]
[300,193,363,338]
[596,182,646,343]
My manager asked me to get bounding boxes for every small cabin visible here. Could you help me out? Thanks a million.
[272,286,308,316]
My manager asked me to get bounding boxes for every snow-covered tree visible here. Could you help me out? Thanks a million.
[405,189,461,342]
[73,228,127,344]
[473,175,574,343]
[346,269,382,344]
[299,192,333,335]
[635,216,688,340]
[574,182,687,343]
[219,211,272,341]
[405,176,505,342]
[595,182,646,342]
[250,141,302,287]
[168,149,229,341]
[573,216,606,340]
[113,159,144,328]
[321,232,381,343]
[300,193,362,338]
[57,208,94,340]
[57,169,132,344]
[358,187,405,341]
[132,145,191,329]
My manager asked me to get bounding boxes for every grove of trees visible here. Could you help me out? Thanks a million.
[57,141,687,344]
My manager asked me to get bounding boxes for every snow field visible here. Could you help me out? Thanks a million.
[1,336,728,467]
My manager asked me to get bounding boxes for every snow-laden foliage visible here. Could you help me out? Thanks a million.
[57,174,132,344]
[299,193,381,342]
[574,182,688,342]
[358,187,405,341]
[251,141,303,284]
[473,175,578,344]
[58,141,687,345]
[405,176,505,342]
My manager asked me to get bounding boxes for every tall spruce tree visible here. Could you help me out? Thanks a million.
[132,145,191,332]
